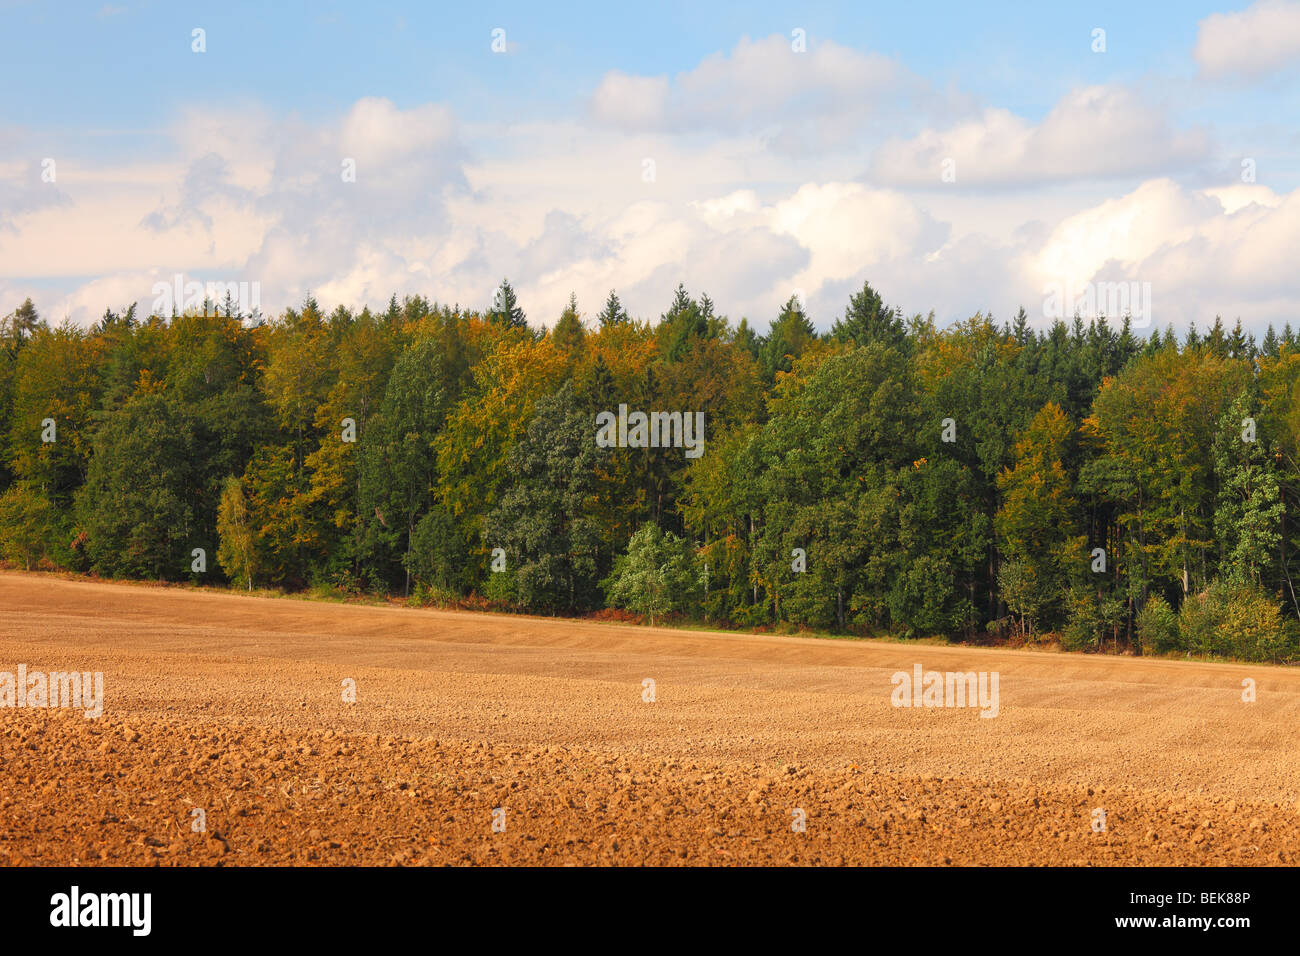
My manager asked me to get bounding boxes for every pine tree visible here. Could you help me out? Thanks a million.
[1262,324,1280,359]
[597,289,629,328]
[383,294,402,326]
[2,298,40,344]
[661,284,706,361]
[488,278,527,330]
[732,318,761,360]
[761,295,817,379]
[1116,314,1137,368]
[831,281,906,350]
[1207,316,1228,357]
[1143,326,1163,358]
[1011,307,1030,346]
[1229,318,1248,359]
[552,292,585,358]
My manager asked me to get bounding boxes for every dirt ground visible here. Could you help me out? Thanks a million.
[2,571,1298,866]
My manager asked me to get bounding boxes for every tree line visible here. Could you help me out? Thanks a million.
[2,281,1298,662]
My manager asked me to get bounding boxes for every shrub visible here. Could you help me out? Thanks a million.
[1061,586,1125,652]
[412,581,462,608]
[1178,579,1293,662]
[1136,594,1181,654]
[1218,583,1290,662]
[484,566,518,607]
[998,559,1042,640]
[0,484,59,570]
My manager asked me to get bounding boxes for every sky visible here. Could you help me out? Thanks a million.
[1,0,1299,334]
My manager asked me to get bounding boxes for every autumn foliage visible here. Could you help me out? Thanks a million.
[1,287,1297,661]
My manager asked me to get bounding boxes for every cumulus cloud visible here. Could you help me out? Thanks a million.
[589,73,670,130]
[0,97,468,319]
[1027,179,1300,329]
[1030,179,1220,286]
[870,86,1209,187]
[685,182,1021,324]
[1,30,1298,338]
[0,126,74,234]
[1195,0,1300,78]
[589,34,933,152]
[338,97,457,170]
[0,162,70,234]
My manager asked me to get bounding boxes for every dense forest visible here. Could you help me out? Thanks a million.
[1,281,1298,662]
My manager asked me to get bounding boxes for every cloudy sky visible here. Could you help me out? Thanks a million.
[1,0,1298,333]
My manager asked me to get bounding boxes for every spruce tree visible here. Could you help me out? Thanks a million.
[488,278,528,330]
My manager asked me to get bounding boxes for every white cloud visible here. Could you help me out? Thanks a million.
[766,183,948,292]
[338,97,457,169]
[589,34,931,152]
[1202,183,1283,214]
[0,97,468,319]
[1031,179,1218,286]
[1029,179,1300,329]
[1195,0,1300,78]
[589,73,670,130]
[1,31,1298,340]
[870,86,1209,186]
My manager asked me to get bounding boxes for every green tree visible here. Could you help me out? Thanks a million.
[359,343,447,594]
[488,278,528,330]
[1136,593,1180,654]
[7,324,103,502]
[1,298,40,344]
[239,443,310,588]
[216,474,257,589]
[551,293,586,363]
[995,401,1083,633]
[484,383,605,613]
[1214,394,1283,585]
[658,284,710,362]
[1178,578,1292,662]
[831,281,906,351]
[760,294,818,380]
[0,483,60,570]
[76,393,198,579]
[603,522,701,625]
[261,298,333,467]
[596,289,629,328]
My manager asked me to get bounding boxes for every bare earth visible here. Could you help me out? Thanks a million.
[1,571,1298,866]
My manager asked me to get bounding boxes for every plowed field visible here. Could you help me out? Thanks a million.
[2,572,1297,865]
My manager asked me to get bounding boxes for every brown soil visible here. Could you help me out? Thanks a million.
[2,572,1298,866]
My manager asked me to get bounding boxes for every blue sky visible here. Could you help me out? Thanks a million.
[2,0,1299,332]
[0,2,1242,118]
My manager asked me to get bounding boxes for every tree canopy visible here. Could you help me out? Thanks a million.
[1,287,1296,662]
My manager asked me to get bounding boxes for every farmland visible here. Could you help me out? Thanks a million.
[1,572,1298,865]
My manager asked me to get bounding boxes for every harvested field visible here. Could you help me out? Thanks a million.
[1,571,1298,865]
